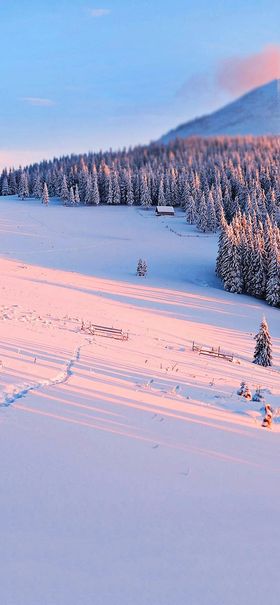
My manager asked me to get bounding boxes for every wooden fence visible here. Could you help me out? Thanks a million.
[192,341,233,362]
[81,321,128,341]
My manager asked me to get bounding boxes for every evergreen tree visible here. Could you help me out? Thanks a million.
[92,172,100,205]
[42,183,49,206]
[140,173,151,209]
[33,174,42,198]
[196,193,208,232]
[136,258,147,276]
[69,186,75,205]
[126,172,134,205]
[111,171,120,205]
[60,175,69,203]
[74,184,80,204]
[1,175,9,195]
[18,172,29,199]
[253,317,272,367]
[85,175,93,204]
[266,238,280,306]
[157,178,165,206]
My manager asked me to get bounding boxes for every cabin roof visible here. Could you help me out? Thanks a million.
[155,205,175,213]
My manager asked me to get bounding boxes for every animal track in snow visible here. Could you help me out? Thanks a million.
[0,342,89,409]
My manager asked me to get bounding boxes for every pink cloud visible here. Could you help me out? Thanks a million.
[216,44,280,96]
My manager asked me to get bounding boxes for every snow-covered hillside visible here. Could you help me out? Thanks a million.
[0,197,280,605]
[160,79,280,142]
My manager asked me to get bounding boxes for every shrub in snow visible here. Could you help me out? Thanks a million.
[237,381,246,396]
[252,387,265,402]
[243,385,252,400]
[136,259,147,277]
[237,381,251,400]
[262,403,273,429]
[253,317,272,367]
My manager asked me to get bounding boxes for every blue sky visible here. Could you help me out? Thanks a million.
[1,0,279,167]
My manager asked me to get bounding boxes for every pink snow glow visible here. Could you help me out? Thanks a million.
[216,44,280,96]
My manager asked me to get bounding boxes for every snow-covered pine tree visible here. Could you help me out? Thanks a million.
[251,231,266,298]
[60,175,69,203]
[141,259,148,276]
[196,193,208,232]
[106,173,113,204]
[207,190,217,232]
[185,193,196,224]
[140,173,151,209]
[74,184,80,204]
[266,236,280,306]
[111,171,120,205]
[33,174,42,198]
[92,172,100,205]
[136,258,147,277]
[223,228,243,294]
[157,178,165,206]
[253,317,272,367]
[126,171,134,205]
[18,172,29,199]
[69,186,75,205]
[1,175,9,196]
[136,258,143,276]
[85,175,93,205]
[42,183,49,206]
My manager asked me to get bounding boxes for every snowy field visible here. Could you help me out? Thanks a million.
[0,196,280,605]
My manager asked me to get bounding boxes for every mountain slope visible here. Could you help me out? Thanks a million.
[160,79,280,142]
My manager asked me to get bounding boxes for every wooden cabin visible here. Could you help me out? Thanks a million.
[155,205,175,216]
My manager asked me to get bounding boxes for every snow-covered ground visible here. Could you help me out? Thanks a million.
[0,196,279,605]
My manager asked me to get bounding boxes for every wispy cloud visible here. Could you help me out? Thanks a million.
[21,97,55,107]
[89,8,111,18]
[177,44,280,108]
[216,44,280,96]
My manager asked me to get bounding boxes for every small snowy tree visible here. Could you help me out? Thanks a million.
[42,183,49,206]
[237,381,246,396]
[141,260,147,276]
[136,258,147,277]
[253,317,272,367]
[252,386,265,402]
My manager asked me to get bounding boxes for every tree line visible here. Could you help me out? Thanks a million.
[0,136,279,229]
[0,136,279,304]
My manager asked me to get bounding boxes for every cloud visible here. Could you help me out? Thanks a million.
[177,44,280,112]
[89,8,111,17]
[216,44,280,96]
[21,97,55,107]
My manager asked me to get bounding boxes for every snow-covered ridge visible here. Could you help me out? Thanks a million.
[160,79,280,142]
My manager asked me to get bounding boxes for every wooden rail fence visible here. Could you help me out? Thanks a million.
[192,341,233,362]
[81,321,128,341]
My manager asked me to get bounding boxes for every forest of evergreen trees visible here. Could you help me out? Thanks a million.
[216,211,280,306]
[0,136,279,305]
